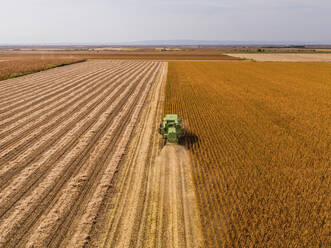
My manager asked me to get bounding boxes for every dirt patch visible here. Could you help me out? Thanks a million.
[228,53,331,62]
[154,144,202,247]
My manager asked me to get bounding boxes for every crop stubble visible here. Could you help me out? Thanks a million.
[0,60,165,247]
[164,61,331,247]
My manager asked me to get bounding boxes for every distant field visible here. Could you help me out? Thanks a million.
[228,53,331,62]
[0,61,169,247]
[0,50,240,61]
[315,49,331,52]
[0,55,85,80]
[165,61,331,247]
[81,53,237,60]
[0,51,239,80]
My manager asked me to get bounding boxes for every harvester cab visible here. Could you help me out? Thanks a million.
[158,114,183,145]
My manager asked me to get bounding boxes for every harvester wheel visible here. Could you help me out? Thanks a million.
[163,138,167,146]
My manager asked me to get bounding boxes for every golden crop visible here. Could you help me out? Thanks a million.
[0,55,85,80]
[164,61,331,247]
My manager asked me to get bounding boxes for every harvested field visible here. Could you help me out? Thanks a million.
[228,53,331,62]
[165,61,331,247]
[0,60,201,247]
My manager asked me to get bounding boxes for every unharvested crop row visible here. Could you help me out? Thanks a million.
[0,60,163,247]
[164,61,331,247]
[0,56,85,81]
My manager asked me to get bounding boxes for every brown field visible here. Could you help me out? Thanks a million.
[1,50,238,61]
[0,55,85,80]
[164,61,331,247]
[0,50,239,81]
[315,49,331,52]
[0,60,201,247]
[228,53,331,62]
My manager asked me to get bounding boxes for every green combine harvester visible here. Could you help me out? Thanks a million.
[158,114,183,145]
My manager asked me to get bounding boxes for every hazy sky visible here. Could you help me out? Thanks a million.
[1,0,331,44]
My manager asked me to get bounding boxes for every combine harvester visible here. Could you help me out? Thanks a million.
[158,114,183,145]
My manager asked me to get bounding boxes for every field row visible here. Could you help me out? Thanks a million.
[164,61,331,247]
[0,60,164,247]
